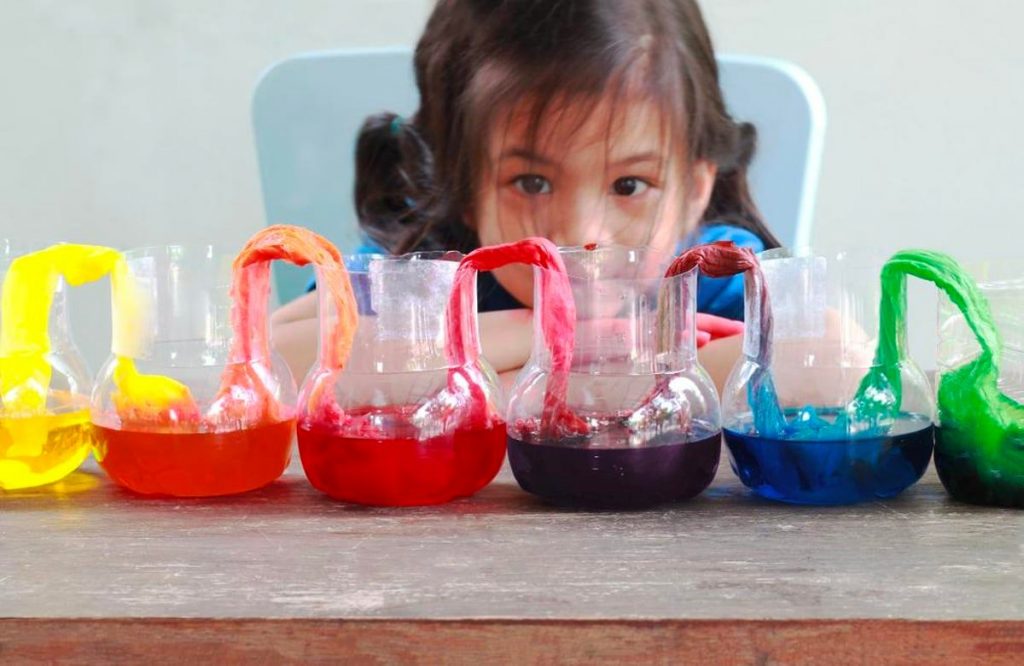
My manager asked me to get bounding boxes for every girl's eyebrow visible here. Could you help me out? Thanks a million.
[609,151,662,167]
[498,147,555,166]
[499,148,661,168]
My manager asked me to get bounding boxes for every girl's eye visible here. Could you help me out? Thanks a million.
[611,177,650,197]
[513,175,552,195]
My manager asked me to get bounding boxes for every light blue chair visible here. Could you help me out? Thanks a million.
[253,48,826,303]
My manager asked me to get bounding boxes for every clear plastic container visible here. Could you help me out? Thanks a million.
[506,246,721,509]
[936,263,1024,507]
[0,241,95,490]
[721,248,934,504]
[297,252,505,506]
[91,245,296,497]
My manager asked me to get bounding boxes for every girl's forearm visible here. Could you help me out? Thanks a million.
[271,307,535,383]
[697,334,743,395]
[272,302,742,396]
[479,309,534,373]
[271,317,319,381]
[272,292,318,326]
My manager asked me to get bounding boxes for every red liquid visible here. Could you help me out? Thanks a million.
[95,419,294,497]
[297,420,507,506]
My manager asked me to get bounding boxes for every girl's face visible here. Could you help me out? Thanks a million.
[474,94,716,307]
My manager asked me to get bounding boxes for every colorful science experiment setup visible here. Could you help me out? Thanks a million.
[1,227,1021,509]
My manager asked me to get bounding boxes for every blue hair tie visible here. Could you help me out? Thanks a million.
[389,115,405,137]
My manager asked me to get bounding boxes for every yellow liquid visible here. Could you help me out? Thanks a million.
[0,410,96,490]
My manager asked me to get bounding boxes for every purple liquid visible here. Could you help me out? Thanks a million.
[507,431,721,509]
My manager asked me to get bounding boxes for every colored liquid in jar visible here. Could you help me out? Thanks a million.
[94,419,294,497]
[507,429,722,509]
[934,426,1024,508]
[0,410,95,490]
[724,413,934,505]
[297,410,506,506]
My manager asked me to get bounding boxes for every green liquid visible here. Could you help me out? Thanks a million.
[935,358,1024,507]
[871,251,1024,507]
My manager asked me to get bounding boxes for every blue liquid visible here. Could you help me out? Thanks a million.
[724,413,934,505]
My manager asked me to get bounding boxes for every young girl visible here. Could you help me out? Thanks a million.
[272,0,779,388]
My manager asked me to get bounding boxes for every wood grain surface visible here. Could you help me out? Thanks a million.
[3,452,1023,662]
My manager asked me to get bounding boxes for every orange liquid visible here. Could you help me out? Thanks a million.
[94,419,294,497]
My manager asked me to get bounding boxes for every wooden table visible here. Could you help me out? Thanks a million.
[3,451,1023,664]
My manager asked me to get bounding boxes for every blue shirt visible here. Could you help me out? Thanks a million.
[311,224,766,321]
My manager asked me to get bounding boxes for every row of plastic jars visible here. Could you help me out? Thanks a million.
[5,236,1020,508]
[300,244,724,508]
[723,248,1024,508]
[0,237,722,507]
[0,242,294,495]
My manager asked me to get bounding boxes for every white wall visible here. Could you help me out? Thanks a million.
[704,0,1024,366]
[0,0,433,366]
[3,0,1021,368]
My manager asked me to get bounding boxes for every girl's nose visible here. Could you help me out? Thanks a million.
[549,195,616,248]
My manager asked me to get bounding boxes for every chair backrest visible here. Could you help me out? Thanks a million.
[253,48,826,302]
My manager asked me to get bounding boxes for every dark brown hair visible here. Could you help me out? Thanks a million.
[355,0,780,254]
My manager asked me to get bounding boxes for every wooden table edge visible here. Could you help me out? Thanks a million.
[3,617,1023,664]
